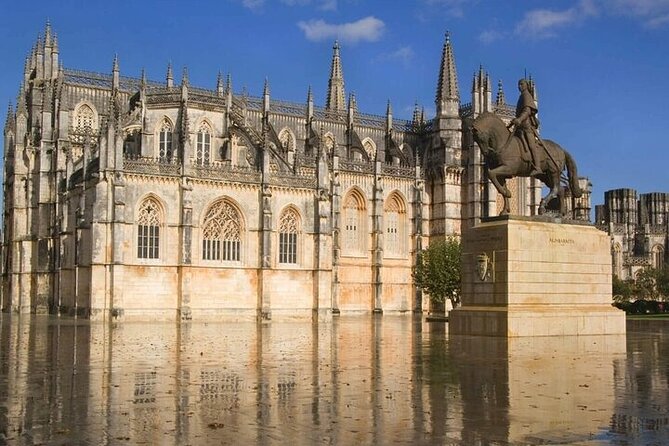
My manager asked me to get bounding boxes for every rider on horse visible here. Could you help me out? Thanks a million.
[508,79,542,176]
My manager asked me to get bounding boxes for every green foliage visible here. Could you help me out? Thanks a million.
[634,267,659,300]
[612,274,633,304]
[413,237,462,309]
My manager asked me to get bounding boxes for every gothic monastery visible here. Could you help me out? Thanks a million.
[1,23,591,320]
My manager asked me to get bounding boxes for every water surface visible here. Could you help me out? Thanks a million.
[0,315,667,445]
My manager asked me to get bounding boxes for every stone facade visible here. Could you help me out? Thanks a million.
[595,188,669,280]
[1,24,588,320]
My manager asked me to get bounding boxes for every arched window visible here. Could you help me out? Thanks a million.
[653,245,664,270]
[278,207,300,264]
[75,104,97,132]
[323,133,335,154]
[159,119,173,160]
[278,128,295,152]
[202,200,242,262]
[385,193,407,257]
[362,138,376,160]
[137,197,162,259]
[342,190,366,255]
[196,122,212,165]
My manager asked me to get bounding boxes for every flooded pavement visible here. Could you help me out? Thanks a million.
[0,315,667,445]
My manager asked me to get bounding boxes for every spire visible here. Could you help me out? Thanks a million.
[216,71,224,96]
[386,99,393,132]
[496,79,505,106]
[52,33,58,52]
[412,101,421,124]
[44,20,52,46]
[436,31,460,115]
[326,40,346,111]
[181,67,189,101]
[181,66,189,86]
[140,68,147,88]
[263,77,270,114]
[306,85,314,120]
[36,33,44,54]
[16,84,27,115]
[4,102,14,132]
[347,92,356,124]
[112,54,119,90]
[166,61,173,88]
[226,73,232,94]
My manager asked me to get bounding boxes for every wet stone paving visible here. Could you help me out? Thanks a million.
[0,315,668,445]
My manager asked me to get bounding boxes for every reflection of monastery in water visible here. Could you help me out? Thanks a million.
[1,24,592,319]
[596,189,669,280]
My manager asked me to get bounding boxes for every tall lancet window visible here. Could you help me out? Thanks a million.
[385,193,407,258]
[159,119,173,160]
[202,200,242,262]
[278,208,300,264]
[342,190,366,255]
[196,122,212,165]
[137,197,162,259]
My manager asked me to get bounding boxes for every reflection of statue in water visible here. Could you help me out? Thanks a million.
[508,79,542,176]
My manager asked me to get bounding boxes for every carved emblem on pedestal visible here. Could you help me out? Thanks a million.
[476,252,493,282]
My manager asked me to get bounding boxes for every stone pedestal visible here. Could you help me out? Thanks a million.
[450,216,626,337]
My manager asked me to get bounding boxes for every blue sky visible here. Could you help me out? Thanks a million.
[1,0,669,209]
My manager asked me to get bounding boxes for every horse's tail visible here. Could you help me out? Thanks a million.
[565,150,582,198]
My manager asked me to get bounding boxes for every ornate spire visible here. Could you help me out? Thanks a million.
[112,54,119,90]
[306,85,314,120]
[326,40,346,111]
[44,20,52,46]
[181,66,189,86]
[496,79,505,106]
[412,101,421,124]
[347,92,357,125]
[226,73,232,94]
[16,84,27,115]
[436,31,460,115]
[216,71,224,96]
[263,77,270,114]
[140,68,147,88]
[52,33,58,52]
[36,33,44,54]
[4,102,14,132]
[386,99,393,132]
[166,61,174,88]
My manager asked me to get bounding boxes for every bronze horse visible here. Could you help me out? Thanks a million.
[471,112,581,215]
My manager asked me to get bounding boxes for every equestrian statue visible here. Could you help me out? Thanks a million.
[471,78,581,216]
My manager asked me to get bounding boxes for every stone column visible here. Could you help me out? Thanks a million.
[372,161,383,313]
[178,178,193,321]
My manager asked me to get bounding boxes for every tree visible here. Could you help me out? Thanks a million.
[413,236,462,310]
[634,267,659,301]
[612,274,633,304]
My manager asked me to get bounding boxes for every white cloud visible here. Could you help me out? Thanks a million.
[515,0,597,38]
[479,29,504,44]
[375,46,415,66]
[242,0,265,11]
[606,0,669,27]
[297,16,385,43]
[422,0,477,18]
[319,0,337,11]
